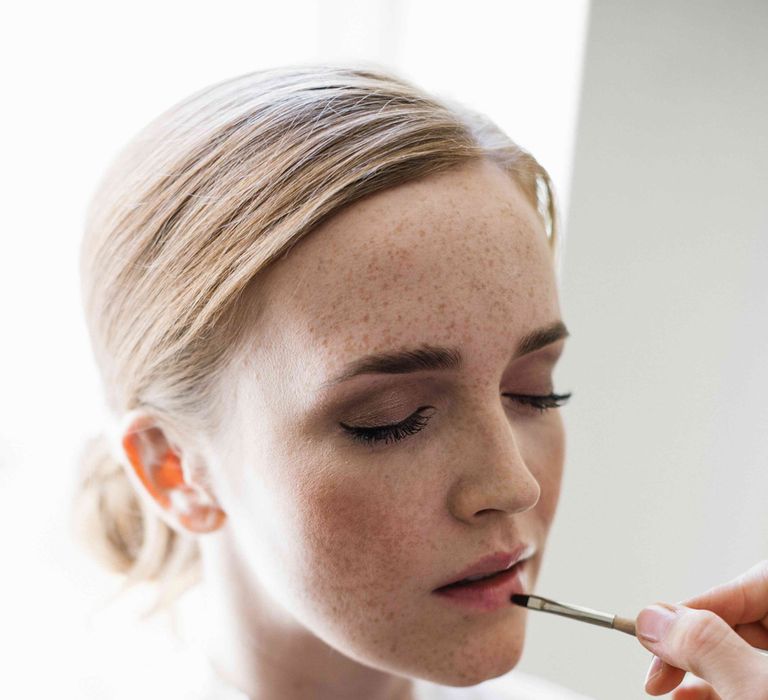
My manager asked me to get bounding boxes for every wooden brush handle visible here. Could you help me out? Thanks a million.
[612,615,637,636]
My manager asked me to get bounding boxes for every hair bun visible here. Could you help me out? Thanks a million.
[71,433,202,617]
[72,433,143,574]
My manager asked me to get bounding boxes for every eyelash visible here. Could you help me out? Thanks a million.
[340,392,572,447]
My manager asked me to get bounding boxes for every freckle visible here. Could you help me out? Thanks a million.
[362,313,369,322]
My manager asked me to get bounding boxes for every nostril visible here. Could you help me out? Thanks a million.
[473,507,503,517]
[447,469,542,522]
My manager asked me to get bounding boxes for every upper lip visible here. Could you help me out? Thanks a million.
[433,543,535,590]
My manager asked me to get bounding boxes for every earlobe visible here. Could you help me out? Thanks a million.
[120,413,227,535]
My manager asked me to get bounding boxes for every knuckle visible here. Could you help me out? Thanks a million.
[675,610,728,659]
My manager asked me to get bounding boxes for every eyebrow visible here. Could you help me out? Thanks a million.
[321,320,569,389]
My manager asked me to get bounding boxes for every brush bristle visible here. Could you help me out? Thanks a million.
[510,594,530,606]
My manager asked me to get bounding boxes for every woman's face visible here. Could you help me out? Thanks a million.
[206,158,568,685]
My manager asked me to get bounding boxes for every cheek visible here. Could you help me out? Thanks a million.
[521,413,566,524]
[292,466,422,620]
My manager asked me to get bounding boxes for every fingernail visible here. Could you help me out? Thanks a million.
[644,655,663,685]
[637,604,679,643]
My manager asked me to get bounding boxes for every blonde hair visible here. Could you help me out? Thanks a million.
[73,63,560,617]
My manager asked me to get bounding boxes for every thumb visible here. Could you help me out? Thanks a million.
[636,602,768,698]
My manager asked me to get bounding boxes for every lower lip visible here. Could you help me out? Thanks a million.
[432,560,528,612]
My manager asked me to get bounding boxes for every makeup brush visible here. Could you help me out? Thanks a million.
[512,593,768,657]
[511,593,636,636]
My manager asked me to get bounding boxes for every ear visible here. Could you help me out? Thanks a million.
[118,411,227,535]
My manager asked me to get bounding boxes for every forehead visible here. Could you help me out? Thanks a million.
[244,159,559,392]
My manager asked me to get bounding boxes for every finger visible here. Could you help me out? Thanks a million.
[636,602,768,697]
[679,559,768,627]
[672,677,722,700]
[644,655,687,696]
[734,620,768,650]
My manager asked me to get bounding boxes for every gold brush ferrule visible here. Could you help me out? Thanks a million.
[523,594,616,629]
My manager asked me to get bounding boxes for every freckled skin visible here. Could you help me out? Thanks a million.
[197,159,567,699]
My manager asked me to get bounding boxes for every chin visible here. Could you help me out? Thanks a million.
[412,628,526,687]
[454,646,523,686]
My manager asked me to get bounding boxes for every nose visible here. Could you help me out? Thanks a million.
[447,404,542,522]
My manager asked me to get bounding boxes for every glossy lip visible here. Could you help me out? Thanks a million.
[432,558,529,612]
[432,543,536,590]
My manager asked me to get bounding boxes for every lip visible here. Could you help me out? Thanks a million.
[432,558,530,612]
[432,544,535,590]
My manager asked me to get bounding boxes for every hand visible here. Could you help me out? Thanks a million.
[635,559,768,699]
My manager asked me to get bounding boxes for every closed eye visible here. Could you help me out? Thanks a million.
[503,392,572,413]
[340,392,571,447]
[340,405,436,447]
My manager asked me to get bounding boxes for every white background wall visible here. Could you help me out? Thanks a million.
[525,1,768,697]
[2,1,765,698]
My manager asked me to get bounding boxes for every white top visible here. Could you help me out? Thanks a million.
[66,583,593,700]
[180,643,593,700]
[186,651,594,700]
